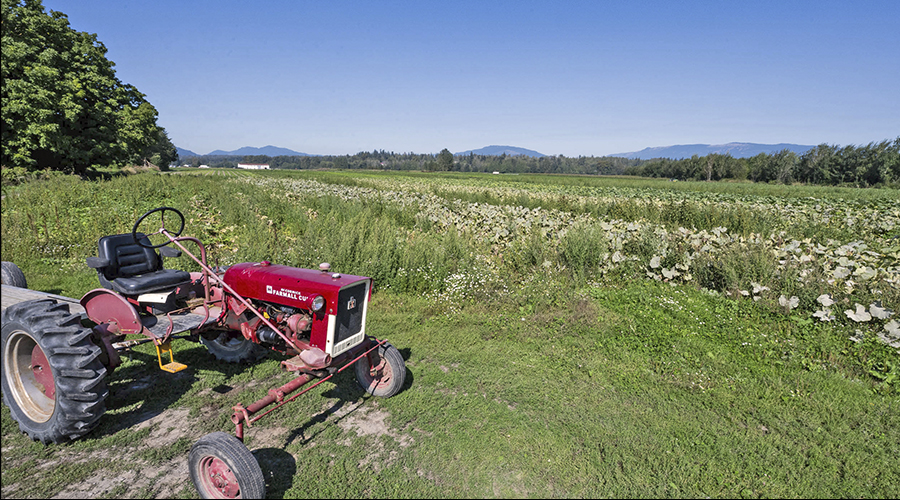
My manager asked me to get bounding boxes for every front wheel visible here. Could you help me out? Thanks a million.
[200,332,268,363]
[189,431,266,499]
[355,342,406,397]
[1,299,108,444]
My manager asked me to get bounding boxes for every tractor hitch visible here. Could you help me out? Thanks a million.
[230,338,388,441]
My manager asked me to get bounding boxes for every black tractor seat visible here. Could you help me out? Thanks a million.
[87,233,191,296]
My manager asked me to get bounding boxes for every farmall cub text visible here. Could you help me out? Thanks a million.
[1,207,407,498]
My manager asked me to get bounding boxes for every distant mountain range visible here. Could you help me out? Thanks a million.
[176,147,200,158]
[176,142,817,161]
[177,144,547,159]
[176,145,311,158]
[610,142,815,160]
[455,145,546,157]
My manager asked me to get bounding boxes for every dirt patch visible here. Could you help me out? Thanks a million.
[50,456,190,499]
[248,424,290,449]
[5,390,422,498]
[332,403,416,473]
[39,408,196,499]
[136,407,192,447]
[334,401,414,445]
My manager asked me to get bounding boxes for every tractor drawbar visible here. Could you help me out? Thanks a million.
[230,338,387,440]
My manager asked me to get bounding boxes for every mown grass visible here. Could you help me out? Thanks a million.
[4,284,895,498]
[1,170,898,498]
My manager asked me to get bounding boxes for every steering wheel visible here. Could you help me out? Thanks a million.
[132,207,185,248]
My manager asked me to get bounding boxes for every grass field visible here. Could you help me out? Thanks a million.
[1,169,898,498]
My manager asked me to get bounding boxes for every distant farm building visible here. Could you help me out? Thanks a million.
[237,163,270,170]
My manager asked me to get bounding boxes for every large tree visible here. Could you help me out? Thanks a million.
[437,148,454,171]
[2,0,172,173]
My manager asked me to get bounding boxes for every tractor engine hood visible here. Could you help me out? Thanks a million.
[223,261,373,356]
[223,261,371,316]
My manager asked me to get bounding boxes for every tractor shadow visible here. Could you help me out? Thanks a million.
[88,343,262,439]
[283,347,414,448]
[253,448,297,499]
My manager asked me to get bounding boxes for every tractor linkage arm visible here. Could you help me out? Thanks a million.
[162,230,312,354]
[230,338,387,441]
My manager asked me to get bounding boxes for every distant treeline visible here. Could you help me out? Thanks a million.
[181,151,641,175]
[625,139,899,187]
[180,138,899,187]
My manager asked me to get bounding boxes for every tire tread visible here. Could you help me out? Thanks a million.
[1,299,108,444]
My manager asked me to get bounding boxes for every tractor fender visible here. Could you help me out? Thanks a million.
[80,288,143,335]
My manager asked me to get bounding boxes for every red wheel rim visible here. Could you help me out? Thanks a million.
[31,343,55,400]
[3,331,56,422]
[366,354,394,390]
[198,455,242,498]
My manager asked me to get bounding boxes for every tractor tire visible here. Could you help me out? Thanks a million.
[1,299,108,444]
[1,261,27,288]
[355,342,406,397]
[200,332,268,363]
[189,431,266,499]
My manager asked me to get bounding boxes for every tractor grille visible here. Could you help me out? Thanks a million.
[335,282,367,345]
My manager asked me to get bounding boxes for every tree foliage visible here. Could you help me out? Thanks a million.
[1,0,174,173]
[626,139,899,187]
[437,148,454,171]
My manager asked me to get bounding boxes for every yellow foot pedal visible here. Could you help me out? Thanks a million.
[155,341,187,373]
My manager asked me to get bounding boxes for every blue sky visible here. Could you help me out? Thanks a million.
[42,0,899,156]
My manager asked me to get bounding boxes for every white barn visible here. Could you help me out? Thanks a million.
[237,163,270,170]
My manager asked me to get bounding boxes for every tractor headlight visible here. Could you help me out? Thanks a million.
[311,295,325,312]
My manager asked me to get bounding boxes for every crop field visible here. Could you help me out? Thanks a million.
[1,169,898,498]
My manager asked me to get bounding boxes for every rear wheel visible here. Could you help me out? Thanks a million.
[1,299,108,444]
[355,343,406,397]
[189,431,265,499]
[201,332,268,363]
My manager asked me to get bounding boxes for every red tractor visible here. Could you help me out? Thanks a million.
[1,207,407,498]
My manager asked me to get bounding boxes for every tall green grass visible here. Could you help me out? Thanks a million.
[3,169,894,390]
[1,172,481,298]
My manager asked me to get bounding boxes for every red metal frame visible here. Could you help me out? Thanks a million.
[231,338,386,441]
[164,232,312,353]
[80,212,394,443]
